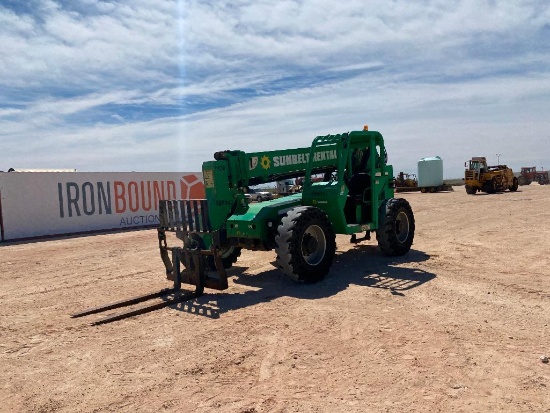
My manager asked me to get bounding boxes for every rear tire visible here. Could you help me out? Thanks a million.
[275,206,336,283]
[509,177,518,192]
[376,198,415,256]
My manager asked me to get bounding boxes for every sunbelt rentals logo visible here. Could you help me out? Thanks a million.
[249,150,338,171]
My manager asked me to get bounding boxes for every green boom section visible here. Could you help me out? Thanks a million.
[201,130,394,247]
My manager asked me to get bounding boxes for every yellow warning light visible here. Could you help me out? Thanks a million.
[363,124,369,131]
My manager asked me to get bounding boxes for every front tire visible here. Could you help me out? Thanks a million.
[275,206,336,283]
[207,246,241,271]
[484,178,497,194]
[376,198,415,256]
[465,185,477,194]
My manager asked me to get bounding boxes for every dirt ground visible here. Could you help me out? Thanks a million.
[1,184,549,413]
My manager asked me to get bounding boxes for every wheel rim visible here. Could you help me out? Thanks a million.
[301,225,326,265]
[395,211,410,244]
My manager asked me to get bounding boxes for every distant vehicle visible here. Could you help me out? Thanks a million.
[395,172,418,189]
[518,166,549,185]
[464,156,518,194]
[276,179,295,196]
[245,188,273,202]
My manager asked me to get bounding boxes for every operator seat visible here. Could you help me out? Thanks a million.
[344,148,372,223]
[347,173,371,202]
[344,172,371,224]
[347,147,371,201]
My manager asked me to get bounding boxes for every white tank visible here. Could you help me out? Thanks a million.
[417,156,444,187]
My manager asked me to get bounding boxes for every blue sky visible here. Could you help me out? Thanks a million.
[1,0,549,178]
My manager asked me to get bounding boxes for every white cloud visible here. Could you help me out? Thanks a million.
[1,0,549,177]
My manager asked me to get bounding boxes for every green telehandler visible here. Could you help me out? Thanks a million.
[72,127,415,324]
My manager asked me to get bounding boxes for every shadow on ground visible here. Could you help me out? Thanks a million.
[173,246,435,319]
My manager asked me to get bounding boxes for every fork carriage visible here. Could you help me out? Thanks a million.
[158,199,230,295]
